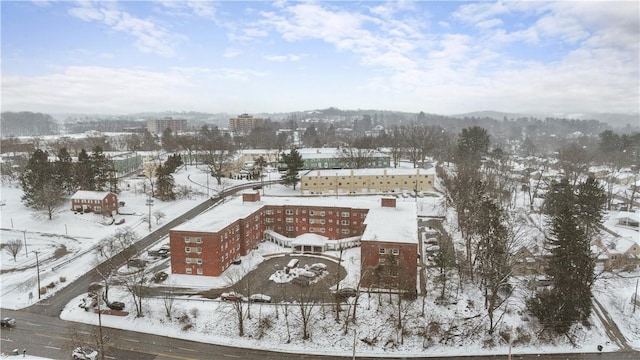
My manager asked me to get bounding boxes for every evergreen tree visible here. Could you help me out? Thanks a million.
[20,149,65,220]
[161,127,177,152]
[21,149,51,208]
[55,147,75,195]
[281,148,304,190]
[91,146,114,191]
[155,164,176,201]
[164,154,183,174]
[75,149,95,190]
[527,176,605,333]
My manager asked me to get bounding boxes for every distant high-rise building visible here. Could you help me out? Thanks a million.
[229,114,264,134]
[147,117,187,134]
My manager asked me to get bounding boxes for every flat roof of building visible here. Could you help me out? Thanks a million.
[171,195,417,244]
[303,167,435,177]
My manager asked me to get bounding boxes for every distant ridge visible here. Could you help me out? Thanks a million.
[453,110,639,128]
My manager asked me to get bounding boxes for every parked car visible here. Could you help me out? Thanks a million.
[1,317,16,328]
[335,287,358,299]
[299,270,316,279]
[153,271,168,283]
[114,218,125,225]
[107,301,125,311]
[249,294,272,303]
[72,347,98,360]
[232,258,242,265]
[291,276,310,286]
[221,291,245,302]
[128,258,146,268]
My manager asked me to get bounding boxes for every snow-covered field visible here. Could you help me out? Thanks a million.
[1,163,639,358]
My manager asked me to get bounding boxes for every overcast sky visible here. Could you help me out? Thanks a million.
[2,1,638,116]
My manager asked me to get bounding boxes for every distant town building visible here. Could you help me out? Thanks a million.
[300,167,435,195]
[229,114,264,134]
[147,117,187,134]
[278,148,391,171]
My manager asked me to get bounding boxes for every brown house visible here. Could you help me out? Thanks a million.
[71,191,119,215]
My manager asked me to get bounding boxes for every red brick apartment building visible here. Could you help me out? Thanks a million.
[169,192,418,290]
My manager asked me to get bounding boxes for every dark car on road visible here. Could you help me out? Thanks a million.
[1,317,16,328]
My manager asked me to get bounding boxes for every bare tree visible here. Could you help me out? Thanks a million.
[337,137,378,169]
[200,126,235,185]
[558,142,592,186]
[152,210,166,225]
[121,266,150,318]
[94,227,139,302]
[161,282,176,319]
[223,267,251,336]
[4,239,23,261]
[291,283,321,340]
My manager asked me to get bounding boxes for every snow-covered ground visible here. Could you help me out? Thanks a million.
[1,163,639,358]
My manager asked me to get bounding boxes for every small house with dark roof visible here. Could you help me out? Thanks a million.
[71,191,118,215]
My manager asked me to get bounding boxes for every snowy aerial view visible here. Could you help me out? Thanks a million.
[1,1,639,360]
[1,146,639,359]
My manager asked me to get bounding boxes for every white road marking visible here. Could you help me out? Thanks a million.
[0,338,14,342]
[223,354,241,358]
[178,347,197,352]
[44,346,60,350]
[123,338,140,342]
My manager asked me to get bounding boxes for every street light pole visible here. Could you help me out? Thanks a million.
[33,251,40,299]
[146,196,154,232]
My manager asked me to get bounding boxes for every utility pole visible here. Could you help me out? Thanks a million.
[97,293,106,360]
[146,196,154,232]
[634,278,639,314]
[23,230,28,257]
[33,251,40,299]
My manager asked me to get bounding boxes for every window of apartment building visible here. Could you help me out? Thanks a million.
[197,268,203,275]
[286,217,293,223]
[379,248,386,254]
[265,218,274,223]
[265,209,273,215]
[285,209,293,215]
[185,247,191,253]
[340,219,350,225]
[392,248,399,255]
[185,258,192,264]
[196,247,202,254]
[184,237,191,243]
[389,269,398,277]
[341,211,350,217]
[196,258,203,265]
[186,268,192,274]
[195,237,202,244]
[286,226,294,231]
[341,229,350,235]
[236,244,240,250]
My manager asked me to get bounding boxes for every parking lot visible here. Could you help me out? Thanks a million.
[199,255,347,302]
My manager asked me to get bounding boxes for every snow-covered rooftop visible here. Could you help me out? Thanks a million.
[305,167,435,177]
[171,195,418,244]
[70,190,113,200]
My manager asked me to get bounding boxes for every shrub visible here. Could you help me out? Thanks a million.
[46,282,56,289]
[59,276,66,283]
[39,287,47,295]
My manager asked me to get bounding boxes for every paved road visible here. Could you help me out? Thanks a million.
[2,309,639,360]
